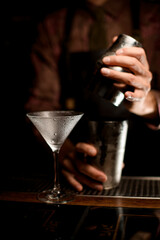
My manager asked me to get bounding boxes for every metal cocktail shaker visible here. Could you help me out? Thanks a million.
[88,34,142,106]
[87,120,128,189]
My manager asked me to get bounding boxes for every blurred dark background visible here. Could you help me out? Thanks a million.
[1,1,73,178]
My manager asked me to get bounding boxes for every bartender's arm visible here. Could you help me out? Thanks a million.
[101,46,160,129]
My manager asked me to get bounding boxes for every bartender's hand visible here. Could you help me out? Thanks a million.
[59,140,107,192]
[100,45,159,120]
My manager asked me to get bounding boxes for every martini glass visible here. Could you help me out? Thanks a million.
[26,110,83,204]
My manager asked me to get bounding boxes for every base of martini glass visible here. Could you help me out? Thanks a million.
[37,188,76,204]
[37,149,77,204]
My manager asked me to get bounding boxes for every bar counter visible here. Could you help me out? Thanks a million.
[0,176,160,239]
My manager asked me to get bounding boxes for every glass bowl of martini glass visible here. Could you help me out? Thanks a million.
[26,111,83,204]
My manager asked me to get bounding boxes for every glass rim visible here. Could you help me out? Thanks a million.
[26,110,84,118]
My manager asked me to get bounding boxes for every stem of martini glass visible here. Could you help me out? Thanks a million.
[52,149,61,197]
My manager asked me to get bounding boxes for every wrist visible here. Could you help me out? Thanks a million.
[125,91,158,117]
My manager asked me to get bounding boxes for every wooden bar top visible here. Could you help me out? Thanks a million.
[0,176,160,209]
[1,191,160,209]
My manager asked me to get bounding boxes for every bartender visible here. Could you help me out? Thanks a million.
[25,0,160,191]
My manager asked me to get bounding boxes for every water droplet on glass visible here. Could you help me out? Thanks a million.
[51,133,57,144]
